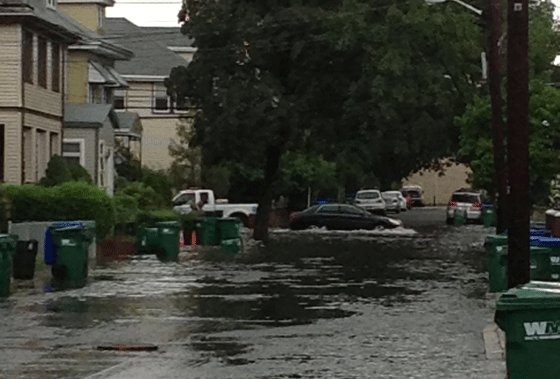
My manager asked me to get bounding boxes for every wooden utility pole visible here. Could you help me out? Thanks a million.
[506,0,530,287]
[487,0,507,234]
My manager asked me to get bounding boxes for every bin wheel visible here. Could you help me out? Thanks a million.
[52,264,67,280]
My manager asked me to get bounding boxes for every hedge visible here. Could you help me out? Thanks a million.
[4,182,115,241]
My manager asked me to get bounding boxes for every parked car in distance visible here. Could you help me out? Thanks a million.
[401,185,424,207]
[353,189,387,215]
[446,189,485,224]
[382,191,407,213]
[289,203,403,231]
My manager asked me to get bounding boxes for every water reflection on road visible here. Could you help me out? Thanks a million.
[0,208,505,378]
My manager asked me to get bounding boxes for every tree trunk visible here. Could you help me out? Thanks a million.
[253,146,282,243]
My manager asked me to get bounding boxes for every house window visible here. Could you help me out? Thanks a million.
[62,139,85,166]
[114,89,125,109]
[22,30,33,84]
[50,132,59,155]
[153,84,170,112]
[46,0,56,9]
[175,95,190,112]
[51,43,60,92]
[98,7,104,28]
[38,37,47,88]
[98,141,105,187]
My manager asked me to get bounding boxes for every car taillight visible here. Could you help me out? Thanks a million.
[289,212,299,222]
[472,202,482,210]
[448,201,457,208]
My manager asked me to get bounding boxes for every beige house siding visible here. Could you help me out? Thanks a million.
[403,162,472,206]
[58,4,100,34]
[66,52,89,104]
[2,112,23,184]
[0,25,22,107]
[121,80,191,169]
[24,84,63,117]
[141,119,178,169]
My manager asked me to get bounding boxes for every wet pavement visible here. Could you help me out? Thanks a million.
[0,207,506,378]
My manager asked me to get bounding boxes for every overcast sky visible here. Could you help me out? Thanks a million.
[106,0,560,28]
[106,1,183,27]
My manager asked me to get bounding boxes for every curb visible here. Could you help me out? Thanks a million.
[483,323,506,360]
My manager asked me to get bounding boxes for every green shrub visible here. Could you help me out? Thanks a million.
[141,167,173,206]
[113,193,139,225]
[40,155,72,187]
[137,208,180,225]
[115,181,165,210]
[4,182,115,241]
[69,164,93,184]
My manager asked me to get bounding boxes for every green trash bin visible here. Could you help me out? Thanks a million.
[197,217,220,246]
[136,225,160,255]
[495,281,560,379]
[0,234,18,298]
[50,225,89,288]
[454,208,467,225]
[155,221,182,262]
[486,234,510,292]
[486,235,554,292]
[483,204,495,227]
[217,218,241,241]
[221,238,241,254]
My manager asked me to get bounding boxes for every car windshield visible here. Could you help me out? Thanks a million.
[382,193,398,198]
[406,190,421,197]
[451,193,480,203]
[356,192,379,199]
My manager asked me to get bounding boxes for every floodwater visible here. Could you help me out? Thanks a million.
[0,208,506,378]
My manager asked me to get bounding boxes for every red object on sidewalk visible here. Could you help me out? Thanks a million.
[179,230,185,248]
[191,230,197,246]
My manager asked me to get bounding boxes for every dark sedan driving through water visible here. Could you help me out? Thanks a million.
[289,203,403,230]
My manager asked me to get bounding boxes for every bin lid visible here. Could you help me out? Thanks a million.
[535,237,560,247]
[496,281,560,310]
[51,221,85,230]
[155,220,182,227]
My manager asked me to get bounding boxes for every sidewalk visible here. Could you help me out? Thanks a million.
[483,293,506,362]
[483,323,505,360]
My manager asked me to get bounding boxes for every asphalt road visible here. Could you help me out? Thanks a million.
[0,207,506,378]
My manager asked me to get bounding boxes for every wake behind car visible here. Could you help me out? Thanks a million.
[353,189,387,215]
[289,203,403,231]
[446,189,485,224]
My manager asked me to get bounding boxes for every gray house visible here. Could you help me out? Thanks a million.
[63,104,118,195]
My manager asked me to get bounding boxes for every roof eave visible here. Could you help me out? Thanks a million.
[69,41,133,60]
[0,14,81,42]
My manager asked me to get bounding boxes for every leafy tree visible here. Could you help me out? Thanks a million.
[171,0,350,241]
[457,0,560,205]
[324,0,483,189]
[457,80,560,205]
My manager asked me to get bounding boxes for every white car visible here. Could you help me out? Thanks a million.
[446,190,484,224]
[353,190,387,215]
[382,191,407,213]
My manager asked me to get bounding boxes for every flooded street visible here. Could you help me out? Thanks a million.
[0,208,506,378]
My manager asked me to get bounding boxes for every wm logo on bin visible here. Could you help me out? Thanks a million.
[61,239,76,247]
[551,256,560,266]
[524,321,560,340]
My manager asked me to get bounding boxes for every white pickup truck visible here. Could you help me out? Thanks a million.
[172,189,258,226]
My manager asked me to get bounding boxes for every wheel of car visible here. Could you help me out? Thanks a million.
[375,225,385,231]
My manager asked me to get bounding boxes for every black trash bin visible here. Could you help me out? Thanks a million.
[12,239,38,280]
